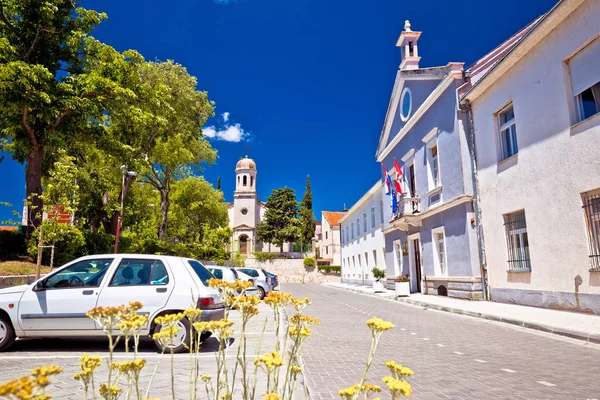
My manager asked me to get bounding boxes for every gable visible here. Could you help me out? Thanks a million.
[376,75,443,158]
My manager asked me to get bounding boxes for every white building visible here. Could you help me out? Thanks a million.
[317,211,345,265]
[339,182,387,285]
[462,0,600,313]
[226,157,292,255]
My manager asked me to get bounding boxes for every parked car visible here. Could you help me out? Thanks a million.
[237,268,273,299]
[206,266,260,297]
[267,272,279,289]
[0,254,225,353]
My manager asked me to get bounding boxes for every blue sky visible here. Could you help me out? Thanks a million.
[0,0,556,223]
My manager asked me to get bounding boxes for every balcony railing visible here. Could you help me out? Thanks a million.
[390,196,421,230]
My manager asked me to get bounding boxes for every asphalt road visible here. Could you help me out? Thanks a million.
[283,283,600,400]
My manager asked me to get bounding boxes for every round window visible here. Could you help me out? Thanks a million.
[241,208,248,215]
[400,88,412,122]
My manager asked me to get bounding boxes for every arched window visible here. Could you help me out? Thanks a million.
[251,176,254,187]
[243,175,247,186]
[237,176,240,186]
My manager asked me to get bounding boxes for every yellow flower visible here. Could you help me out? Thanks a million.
[184,307,203,322]
[263,292,293,307]
[30,365,63,378]
[264,393,280,400]
[382,376,412,397]
[111,359,147,374]
[366,318,394,333]
[200,374,212,382]
[220,393,232,399]
[99,383,122,399]
[386,360,414,377]
[338,385,358,399]
[290,314,321,326]
[254,351,284,370]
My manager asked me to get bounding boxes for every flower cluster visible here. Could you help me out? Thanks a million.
[0,364,63,400]
[385,361,414,378]
[98,383,122,400]
[253,351,284,370]
[207,278,253,292]
[382,376,412,397]
[290,314,321,327]
[111,359,147,375]
[263,291,293,307]
[73,354,102,385]
[264,393,281,400]
[338,382,381,399]
[152,313,185,348]
[366,318,394,334]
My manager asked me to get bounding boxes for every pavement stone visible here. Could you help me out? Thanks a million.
[282,283,600,400]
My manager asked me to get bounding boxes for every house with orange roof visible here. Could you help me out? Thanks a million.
[317,211,345,265]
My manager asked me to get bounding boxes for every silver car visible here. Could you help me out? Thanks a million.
[237,268,273,299]
[206,266,260,297]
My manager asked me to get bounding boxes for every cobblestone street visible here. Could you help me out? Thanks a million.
[284,283,600,400]
[1,284,600,399]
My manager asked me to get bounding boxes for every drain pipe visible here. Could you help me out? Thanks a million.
[462,99,490,301]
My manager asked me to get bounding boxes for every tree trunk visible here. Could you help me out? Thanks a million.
[158,190,170,240]
[26,145,44,237]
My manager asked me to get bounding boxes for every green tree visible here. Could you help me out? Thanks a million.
[299,175,316,246]
[168,176,229,243]
[0,1,141,230]
[256,187,300,252]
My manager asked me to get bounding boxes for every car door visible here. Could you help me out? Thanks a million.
[95,258,175,327]
[17,258,116,332]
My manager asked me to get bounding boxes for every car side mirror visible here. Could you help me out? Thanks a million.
[33,280,46,292]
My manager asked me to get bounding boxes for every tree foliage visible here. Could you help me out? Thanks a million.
[299,175,316,245]
[256,187,299,251]
[0,0,142,230]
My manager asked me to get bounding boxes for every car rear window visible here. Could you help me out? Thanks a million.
[187,260,213,286]
[240,269,259,277]
[210,269,223,279]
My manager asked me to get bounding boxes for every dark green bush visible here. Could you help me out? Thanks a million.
[252,252,281,263]
[0,230,27,260]
[372,267,386,280]
[82,231,116,255]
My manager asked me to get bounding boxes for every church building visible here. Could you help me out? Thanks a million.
[226,157,292,255]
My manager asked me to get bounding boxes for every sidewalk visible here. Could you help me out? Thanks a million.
[324,281,600,344]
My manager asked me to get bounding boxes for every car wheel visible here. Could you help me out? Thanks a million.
[257,286,266,300]
[0,315,16,352]
[153,317,190,354]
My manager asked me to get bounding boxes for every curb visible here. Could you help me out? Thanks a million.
[324,283,600,345]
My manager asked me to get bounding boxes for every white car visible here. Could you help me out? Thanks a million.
[206,266,260,297]
[0,254,225,353]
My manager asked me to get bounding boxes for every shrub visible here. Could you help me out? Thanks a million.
[82,231,115,255]
[27,222,86,267]
[303,257,316,267]
[252,252,278,263]
[317,265,341,274]
[372,267,386,280]
[0,230,27,260]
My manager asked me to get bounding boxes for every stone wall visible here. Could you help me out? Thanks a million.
[0,274,37,289]
[244,258,340,284]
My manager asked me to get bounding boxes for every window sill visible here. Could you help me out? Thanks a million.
[427,186,443,197]
[506,269,531,273]
[498,153,518,166]
[571,112,600,136]
[590,268,600,273]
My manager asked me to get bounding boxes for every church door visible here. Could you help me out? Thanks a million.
[239,235,249,255]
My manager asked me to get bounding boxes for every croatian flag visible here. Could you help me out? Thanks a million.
[382,164,391,195]
[393,158,403,195]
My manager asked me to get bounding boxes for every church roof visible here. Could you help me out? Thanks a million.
[236,157,256,170]
[322,211,346,227]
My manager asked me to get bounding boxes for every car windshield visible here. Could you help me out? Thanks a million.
[187,260,213,286]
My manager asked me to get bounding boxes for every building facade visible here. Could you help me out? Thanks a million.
[318,211,345,265]
[340,182,387,285]
[463,0,600,313]
[227,157,292,254]
[373,21,484,299]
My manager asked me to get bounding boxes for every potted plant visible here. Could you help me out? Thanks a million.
[372,267,386,293]
[394,275,410,297]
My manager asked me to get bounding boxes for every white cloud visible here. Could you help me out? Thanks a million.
[222,112,230,122]
[203,123,248,143]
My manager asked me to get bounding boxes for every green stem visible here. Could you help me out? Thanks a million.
[358,333,380,389]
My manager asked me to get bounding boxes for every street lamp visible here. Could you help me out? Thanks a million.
[114,165,138,253]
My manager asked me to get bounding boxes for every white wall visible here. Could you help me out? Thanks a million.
[340,183,387,285]
[471,0,600,296]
